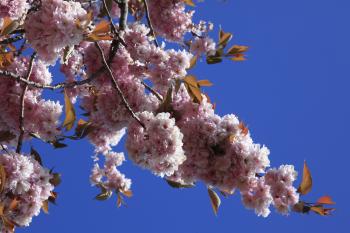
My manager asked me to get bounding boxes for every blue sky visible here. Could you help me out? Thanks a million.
[19,0,349,232]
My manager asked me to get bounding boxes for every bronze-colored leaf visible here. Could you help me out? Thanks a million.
[231,54,246,61]
[48,191,58,204]
[95,189,112,201]
[1,216,15,232]
[42,200,49,214]
[226,45,249,56]
[30,146,42,166]
[0,164,6,193]
[220,188,235,197]
[292,201,311,214]
[197,79,213,87]
[63,90,76,131]
[49,173,61,187]
[184,0,196,7]
[310,206,335,216]
[121,190,133,198]
[187,84,203,103]
[316,196,335,205]
[86,34,113,42]
[183,75,198,87]
[50,140,68,149]
[238,122,249,136]
[9,198,19,211]
[206,56,222,64]
[117,192,123,208]
[166,179,195,188]
[92,20,111,34]
[208,187,221,215]
[75,119,95,139]
[0,18,19,36]
[188,55,197,69]
[297,161,312,195]
[0,131,15,142]
[218,29,233,47]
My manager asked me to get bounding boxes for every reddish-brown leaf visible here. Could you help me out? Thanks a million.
[42,200,49,214]
[238,122,249,136]
[62,90,76,131]
[208,187,221,215]
[219,29,233,47]
[197,79,213,87]
[310,206,335,216]
[183,75,198,88]
[226,45,249,55]
[0,164,6,193]
[121,190,133,198]
[188,55,197,69]
[93,21,111,34]
[297,161,313,195]
[0,17,19,36]
[316,196,335,205]
[183,0,196,7]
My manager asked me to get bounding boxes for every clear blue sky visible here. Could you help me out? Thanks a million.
[19,0,348,232]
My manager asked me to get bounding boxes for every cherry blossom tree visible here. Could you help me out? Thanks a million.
[0,0,335,232]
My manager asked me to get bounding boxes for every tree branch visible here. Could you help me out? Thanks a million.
[141,80,163,101]
[16,52,36,153]
[115,0,128,31]
[95,42,145,128]
[0,67,105,90]
[0,35,23,45]
[142,0,159,47]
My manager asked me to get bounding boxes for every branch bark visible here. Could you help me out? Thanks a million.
[16,52,36,153]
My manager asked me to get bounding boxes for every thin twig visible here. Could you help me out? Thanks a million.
[95,42,145,128]
[0,35,23,45]
[16,52,36,153]
[142,0,159,47]
[0,67,105,90]
[141,80,163,101]
[102,0,124,61]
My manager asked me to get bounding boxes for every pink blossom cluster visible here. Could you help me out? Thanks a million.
[0,58,62,144]
[126,111,186,177]
[265,165,299,214]
[241,178,273,217]
[148,0,194,41]
[166,85,298,216]
[190,37,216,56]
[79,41,159,153]
[0,0,28,19]
[90,152,131,192]
[24,0,87,64]
[0,151,54,231]
[168,85,270,191]
[123,23,192,94]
